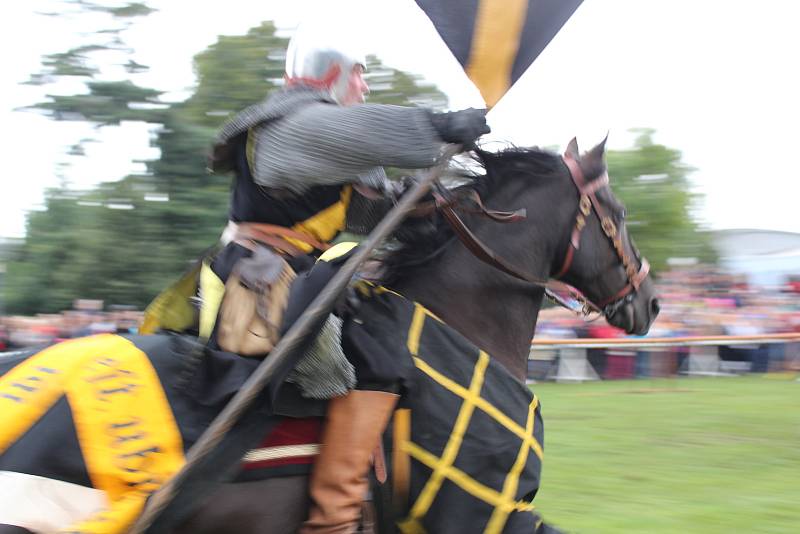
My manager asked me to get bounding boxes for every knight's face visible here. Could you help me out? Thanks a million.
[340,64,369,106]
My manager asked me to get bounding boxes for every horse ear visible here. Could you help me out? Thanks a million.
[588,134,608,159]
[565,137,580,159]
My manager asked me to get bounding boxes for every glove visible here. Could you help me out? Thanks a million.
[430,108,491,149]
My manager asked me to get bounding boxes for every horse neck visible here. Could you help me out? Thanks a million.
[394,209,555,381]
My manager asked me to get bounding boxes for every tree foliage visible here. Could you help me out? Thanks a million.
[4,2,709,315]
[4,6,448,314]
[606,129,716,274]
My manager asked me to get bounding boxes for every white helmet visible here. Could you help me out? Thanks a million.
[285,21,367,104]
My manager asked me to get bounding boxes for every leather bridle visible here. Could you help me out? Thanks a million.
[555,152,650,311]
[427,152,650,319]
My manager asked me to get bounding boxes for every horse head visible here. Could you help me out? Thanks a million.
[552,137,659,335]
[383,139,659,375]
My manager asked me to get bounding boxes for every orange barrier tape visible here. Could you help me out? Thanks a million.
[531,332,800,347]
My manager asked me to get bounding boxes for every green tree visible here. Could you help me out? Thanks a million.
[606,129,716,275]
[4,7,447,314]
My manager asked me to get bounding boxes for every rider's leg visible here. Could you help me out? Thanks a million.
[300,387,398,534]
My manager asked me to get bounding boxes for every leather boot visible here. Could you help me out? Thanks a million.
[301,390,399,534]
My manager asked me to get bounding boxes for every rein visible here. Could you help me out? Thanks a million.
[428,153,649,319]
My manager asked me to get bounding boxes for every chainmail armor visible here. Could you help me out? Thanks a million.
[215,87,331,149]
[345,193,394,235]
[211,86,447,397]
[287,314,355,399]
[213,86,445,194]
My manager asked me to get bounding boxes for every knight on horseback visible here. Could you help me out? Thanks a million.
[157,29,490,532]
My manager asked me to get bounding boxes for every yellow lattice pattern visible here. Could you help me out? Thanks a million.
[397,304,543,534]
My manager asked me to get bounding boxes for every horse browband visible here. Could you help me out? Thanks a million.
[430,153,650,316]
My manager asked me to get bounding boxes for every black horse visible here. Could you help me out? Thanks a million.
[176,138,658,533]
[0,138,658,533]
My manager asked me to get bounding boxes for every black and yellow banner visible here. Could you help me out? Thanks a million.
[345,285,546,533]
[2,289,547,532]
[415,0,583,107]
[0,335,184,531]
[0,334,270,533]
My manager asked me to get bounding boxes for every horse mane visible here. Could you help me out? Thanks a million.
[378,146,564,286]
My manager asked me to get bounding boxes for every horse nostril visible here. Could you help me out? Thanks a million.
[650,298,660,317]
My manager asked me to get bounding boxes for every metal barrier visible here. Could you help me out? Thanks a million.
[528,333,800,382]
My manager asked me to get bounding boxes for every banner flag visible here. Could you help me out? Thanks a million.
[415,0,583,107]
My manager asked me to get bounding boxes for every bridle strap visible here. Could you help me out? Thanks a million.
[558,153,650,309]
[430,185,577,296]
[409,187,526,223]
[554,156,608,278]
[424,152,649,317]
[596,258,650,308]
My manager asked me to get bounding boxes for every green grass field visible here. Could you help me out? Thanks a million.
[529,375,800,533]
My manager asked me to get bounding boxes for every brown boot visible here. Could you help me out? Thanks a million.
[301,390,399,534]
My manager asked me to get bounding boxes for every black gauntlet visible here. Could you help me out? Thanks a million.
[430,108,491,149]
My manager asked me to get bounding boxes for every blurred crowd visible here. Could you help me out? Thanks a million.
[529,266,800,380]
[2,266,800,353]
[0,306,142,352]
[535,265,800,340]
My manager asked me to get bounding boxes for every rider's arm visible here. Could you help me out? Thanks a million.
[250,103,445,193]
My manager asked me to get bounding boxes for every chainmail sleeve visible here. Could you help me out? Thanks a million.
[345,192,394,235]
[251,102,445,193]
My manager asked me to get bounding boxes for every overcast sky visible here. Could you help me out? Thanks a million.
[2,0,799,239]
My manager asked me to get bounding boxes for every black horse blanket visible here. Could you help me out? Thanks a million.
[347,285,546,533]
[0,333,277,532]
[0,288,545,533]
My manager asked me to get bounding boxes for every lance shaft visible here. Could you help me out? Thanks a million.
[130,145,459,533]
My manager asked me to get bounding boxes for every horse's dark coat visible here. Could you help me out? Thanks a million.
[184,143,657,531]
[1,144,658,533]
[381,148,564,287]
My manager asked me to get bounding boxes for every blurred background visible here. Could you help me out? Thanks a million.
[0,1,798,532]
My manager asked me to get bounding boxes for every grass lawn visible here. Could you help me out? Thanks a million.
[530,375,800,533]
